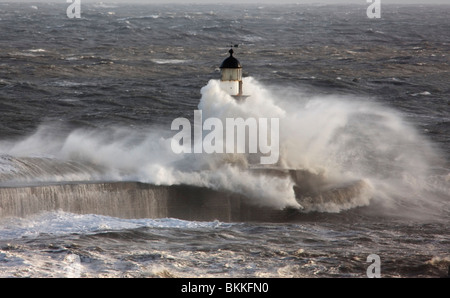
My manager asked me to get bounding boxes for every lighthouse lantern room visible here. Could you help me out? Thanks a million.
[219,48,248,100]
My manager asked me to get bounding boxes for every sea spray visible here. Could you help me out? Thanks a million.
[0,78,445,214]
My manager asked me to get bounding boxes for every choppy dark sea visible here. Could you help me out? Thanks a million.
[0,2,449,279]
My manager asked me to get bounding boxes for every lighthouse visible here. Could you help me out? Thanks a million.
[219,48,249,100]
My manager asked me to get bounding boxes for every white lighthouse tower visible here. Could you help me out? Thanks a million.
[219,48,249,100]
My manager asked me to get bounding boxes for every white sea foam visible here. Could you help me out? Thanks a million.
[0,211,231,241]
[151,59,190,65]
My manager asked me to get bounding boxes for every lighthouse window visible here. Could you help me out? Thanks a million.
[221,68,242,81]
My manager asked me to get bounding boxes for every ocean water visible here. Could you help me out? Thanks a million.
[0,2,449,278]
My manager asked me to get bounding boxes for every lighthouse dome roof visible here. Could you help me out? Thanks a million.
[220,49,242,69]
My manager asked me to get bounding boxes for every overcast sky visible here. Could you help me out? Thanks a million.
[1,0,449,4]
